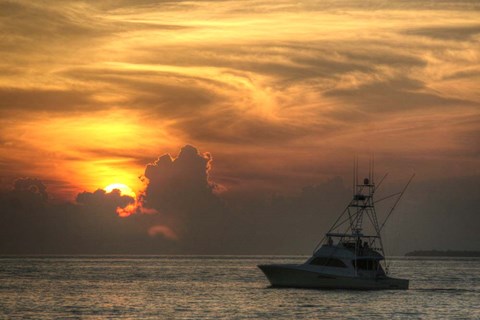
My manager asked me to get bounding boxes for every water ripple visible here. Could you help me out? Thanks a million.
[0,256,478,319]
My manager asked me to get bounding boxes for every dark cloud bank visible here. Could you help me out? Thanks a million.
[1,145,478,255]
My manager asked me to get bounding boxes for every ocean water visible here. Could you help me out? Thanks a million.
[0,256,478,319]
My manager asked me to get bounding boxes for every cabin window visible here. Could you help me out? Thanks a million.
[352,259,380,270]
[310,257,347,268]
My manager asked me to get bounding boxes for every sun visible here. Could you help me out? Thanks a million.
[104,183,136,198]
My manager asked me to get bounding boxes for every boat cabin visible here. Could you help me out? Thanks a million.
[304,232,386,278]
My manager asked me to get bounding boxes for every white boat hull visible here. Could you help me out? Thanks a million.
[258,264,409,290]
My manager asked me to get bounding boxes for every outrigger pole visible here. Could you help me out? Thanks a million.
[379,173,415,233]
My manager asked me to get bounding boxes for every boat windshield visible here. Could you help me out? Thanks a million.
[310,257,347,268]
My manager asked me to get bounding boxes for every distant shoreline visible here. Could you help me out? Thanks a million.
[405,250,480,257]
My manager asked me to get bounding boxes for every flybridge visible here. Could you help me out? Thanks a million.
[312,156,415,273]
[318,157,383,247]
[326,233,380,239]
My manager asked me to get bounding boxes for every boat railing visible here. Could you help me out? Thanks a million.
[326,232,380,239]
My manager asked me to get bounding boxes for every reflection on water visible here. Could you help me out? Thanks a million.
[0,256,478,319]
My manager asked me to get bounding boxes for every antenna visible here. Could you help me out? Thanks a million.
[355,156,358,188]
[368,156,372,183]
[372,153,375,184]
[352,157,355,197]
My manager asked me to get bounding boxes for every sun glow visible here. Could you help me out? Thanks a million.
[104,183,138,217]
[0,109,180,200]
[104,183,136,198]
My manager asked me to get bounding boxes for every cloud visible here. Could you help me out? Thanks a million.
[0,145,229,254]
[0,1,189,51]
[13,177,48,201]
[404,24,480,40]
[0,178,49,212]
[142,145,220,211]
[140,145,229,250]
[148,225,178,240]
[0,176,173,254]
[2,0,478,163]
[0,146,479,255]
[0,1,479,254]
[324,77,480,117]
[443,68,480,80]
[0,146,359,254]
[0,88,95,113]
[76,188,135,211]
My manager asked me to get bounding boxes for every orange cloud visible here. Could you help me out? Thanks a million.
[0,0,478,200]
[148,225,178,240]
[116,203,137,217]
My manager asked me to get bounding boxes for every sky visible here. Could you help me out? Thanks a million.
[0,0,479,255]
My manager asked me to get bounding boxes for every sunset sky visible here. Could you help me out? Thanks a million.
[0,0,479,254]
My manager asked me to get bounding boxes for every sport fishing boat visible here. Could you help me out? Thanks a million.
[258,162,413,290]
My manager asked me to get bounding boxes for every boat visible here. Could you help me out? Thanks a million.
[258,161,413,290]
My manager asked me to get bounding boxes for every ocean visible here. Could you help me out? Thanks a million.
[0,256,478,319]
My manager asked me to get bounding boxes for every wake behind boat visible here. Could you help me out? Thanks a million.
[258,161,413,290]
